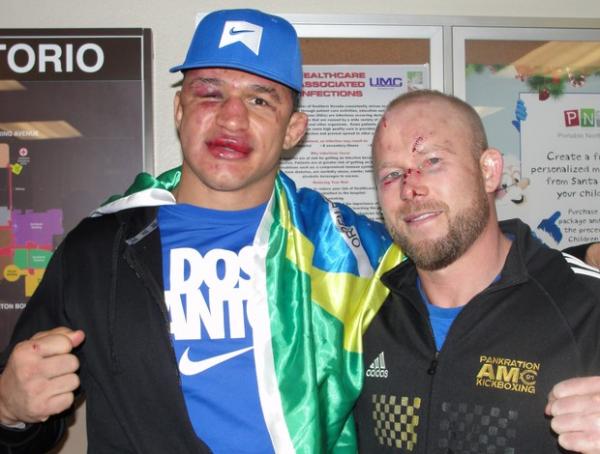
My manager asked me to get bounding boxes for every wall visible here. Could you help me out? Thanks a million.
[4,0,600,174]
[3,1,600,452]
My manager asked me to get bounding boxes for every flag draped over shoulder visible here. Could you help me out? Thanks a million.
[94,168,404,453]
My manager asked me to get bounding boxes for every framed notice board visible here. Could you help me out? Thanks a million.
[279,15,444,219]
[0,28,153,349]
[453,23,600,249]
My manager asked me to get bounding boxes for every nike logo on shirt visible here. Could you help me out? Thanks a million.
[178,346,254,376]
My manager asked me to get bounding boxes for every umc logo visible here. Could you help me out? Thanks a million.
[369,76,403,88]
[564,108,600,127]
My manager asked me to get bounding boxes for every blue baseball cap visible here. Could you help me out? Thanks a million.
[170,9,303,92]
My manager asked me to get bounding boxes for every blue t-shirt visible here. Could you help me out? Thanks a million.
[417,277,463,351]
[158,203,274,454]
[418,273,502,351]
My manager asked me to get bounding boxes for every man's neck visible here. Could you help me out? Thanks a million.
[174,170,275,211]
[417,221,512,309]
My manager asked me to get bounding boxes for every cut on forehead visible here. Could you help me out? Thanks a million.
[379,89,488,157]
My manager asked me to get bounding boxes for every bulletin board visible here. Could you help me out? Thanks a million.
[453,25,600,249]
[279,18,443,219]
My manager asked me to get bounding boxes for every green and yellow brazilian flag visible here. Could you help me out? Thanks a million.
[95,168,404,453]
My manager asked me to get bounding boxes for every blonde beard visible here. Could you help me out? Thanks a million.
[388,191,490,271]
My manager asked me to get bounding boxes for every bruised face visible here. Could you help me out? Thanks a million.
[174,67,307,207]
[374,99,490,270]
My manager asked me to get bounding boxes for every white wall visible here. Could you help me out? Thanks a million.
[3,1,600,452]
[4,0,600,174]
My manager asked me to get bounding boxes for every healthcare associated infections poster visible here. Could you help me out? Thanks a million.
[0,29,152,350]
[281,64,429,220]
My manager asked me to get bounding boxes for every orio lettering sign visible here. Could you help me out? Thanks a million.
[0,32,149,81]
[0,42,104,74]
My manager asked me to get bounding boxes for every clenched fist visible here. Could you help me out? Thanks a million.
[0,327,85,425]
[547,376,600,454]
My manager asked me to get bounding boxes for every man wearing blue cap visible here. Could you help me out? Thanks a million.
[0,8,395,454]
[1,8,600,454]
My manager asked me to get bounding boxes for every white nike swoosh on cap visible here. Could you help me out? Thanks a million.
[178,346,253,376]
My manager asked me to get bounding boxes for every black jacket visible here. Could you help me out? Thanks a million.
[355,219,600,454]
[0,207,211,453]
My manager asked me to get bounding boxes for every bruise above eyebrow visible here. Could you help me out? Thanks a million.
[186,77,221,88]
[184,78,284,104]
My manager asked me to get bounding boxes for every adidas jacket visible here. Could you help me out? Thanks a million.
[354,218,600,454]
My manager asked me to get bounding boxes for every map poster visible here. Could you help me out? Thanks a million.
[0,29,152,350]
[510,92,600,248]
[281,64,429,220]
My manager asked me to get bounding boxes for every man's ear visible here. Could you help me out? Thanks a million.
[283,111,308,150]
[174,91,183,131]
[480,148,504,193]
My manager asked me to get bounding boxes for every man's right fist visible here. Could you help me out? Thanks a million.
[0,327,85,425]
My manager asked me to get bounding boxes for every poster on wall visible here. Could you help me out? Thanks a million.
[457,30,600,249]
[511,92,600,248]
[466,59,600,249]
[0,29,152,350]
[281,64,429,220]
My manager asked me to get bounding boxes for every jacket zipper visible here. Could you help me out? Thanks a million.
[424,311,439,375]
[427,351,439,375]
[124,245,181,380]
[424,309,439,453]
